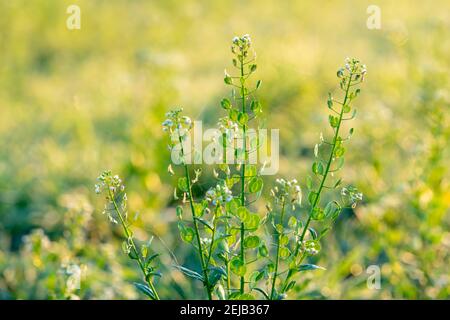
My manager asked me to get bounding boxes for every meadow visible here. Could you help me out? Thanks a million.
[0,0,448,299]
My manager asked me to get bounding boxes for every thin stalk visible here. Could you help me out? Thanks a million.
[270,198,286,300]
[108,189,160,300]
[239,57,247,294]
[178,134,213,300]
[283,73,354,291]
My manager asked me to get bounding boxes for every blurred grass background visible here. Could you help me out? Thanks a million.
[0,0,449,299]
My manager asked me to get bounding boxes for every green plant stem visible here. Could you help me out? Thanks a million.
[179,135,213,300]
[270,198,286,300]
[239,58,247,294]
[108,189,160,300]
[284,73,354,292]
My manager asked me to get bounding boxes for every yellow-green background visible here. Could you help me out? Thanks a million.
[0,0,448,299]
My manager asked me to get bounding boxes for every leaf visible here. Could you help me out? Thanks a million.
[256,80,262,89]
[298,264,326,272]
[311,207,325,221]
[176,205,183,220]
[334,146,345,158]
[250,64,257,72]
[285,280,296,292]
[231,293,256,300]
[134,282,156,300]
[145,253,160,267]
[173,265,205,283]
[244,235,261,249]
[253,287,270,300]
[246,214,261,230]
[258,244,269,257]
[329,115,339,128]
[177,177,188,192]
[309,227,318,240]
[324,201,342,220]
[249,177,263,193]
[224,71,232,85]
[238,112,249,125]
[230,257,246,276]
[244,165,257,178]
[334,178,342,188]
[251,100,262,114]
[308,192,320,205]
[229,109,239,121]
[221,98,231,110]
[343,104,351,113]
[194,217,213,230]
[237,206,249,221]
[178,222,195,243]
[225,198,240,215]
[306,176,313,189]
[312,161,324,175]
[208,267,227,287]
[327,93,333,109]
[279,247,291,259]
[288,216,297,228]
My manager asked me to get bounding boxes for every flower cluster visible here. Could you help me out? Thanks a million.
[341,186,363,208]
[270,178,302,209]
[300,240,321,256]
[162,108,193,140]
[231,34,252,58]
[95,171,125,195]
[337,58,367,83]
[205,183,233,206]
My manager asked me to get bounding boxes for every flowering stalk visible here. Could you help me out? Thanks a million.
[177,116,213,300]
[281,58,366,294]
[95,171,160,300]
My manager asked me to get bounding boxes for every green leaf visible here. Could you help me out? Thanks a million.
[311,207,325,221]
[231,293,256,300]
[288,216,297,229]
[177,177,188,192]
[176,205,183,220]
[174,265,205,282]
[178,222,195,243]
[258,244,269,257]
[250,100,262,114]
[343,104,351,113]
[249,177,263,193]
[221,98,231,110]
[256,80,262,89]
[244,235,261,248]
[312,161,324,175]
[238,112,248,125]
[224,72,232,85]
[253,288,270,300]
[134,282,156,300]
[279,247,291,259]
[309,227,317,240]
[334,146,345,158]
[327,93,333,108]
[298,264,326,272]
[194,217,213,230]
[244,165,257,178]
[237,206,249,221]
[208,267,227,287]
[225,198,240,215]
[306,176,313,189]
[308,192,320,205]
[246,214,261,230]
[324,201,342,220]
[329,115,339,128]
[230,257,246,276]
[250,64,257,72]
[229,109,239,121]
[285,280,296,292]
